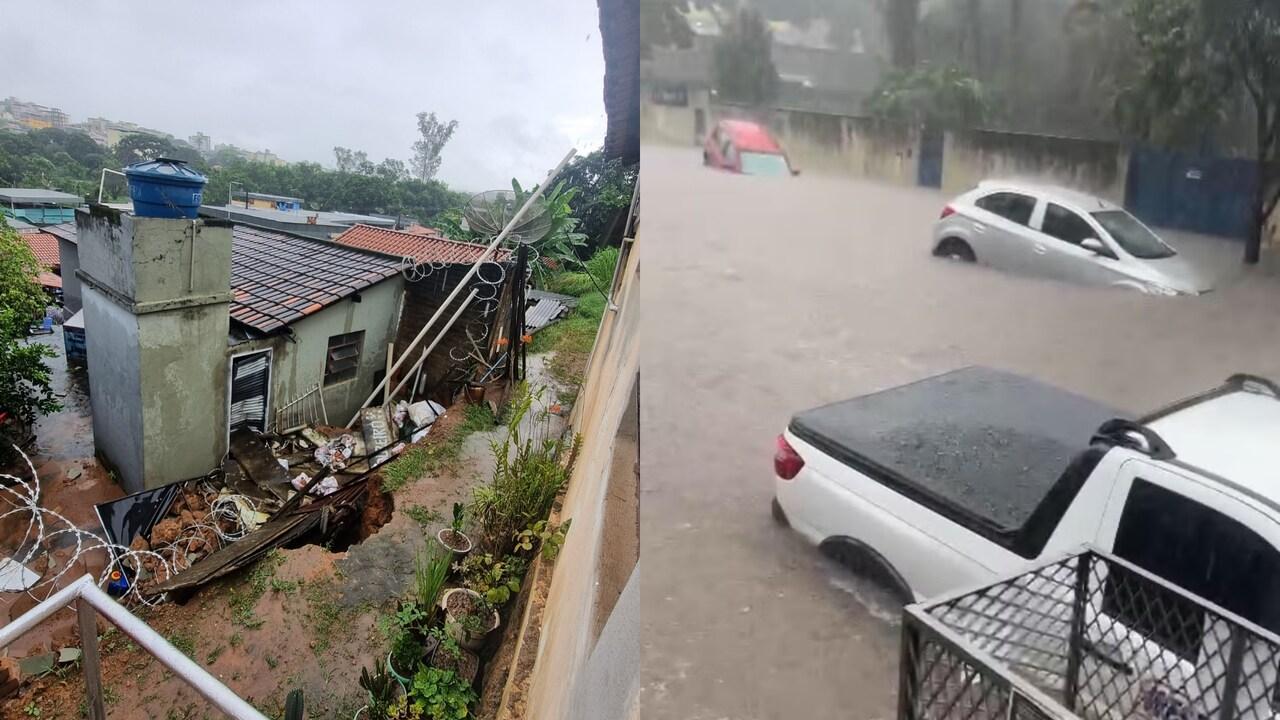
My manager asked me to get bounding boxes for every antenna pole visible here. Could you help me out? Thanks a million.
[345,147,577,427]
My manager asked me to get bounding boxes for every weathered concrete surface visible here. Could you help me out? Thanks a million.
[78,209,232,491]
[640,144,1280,720]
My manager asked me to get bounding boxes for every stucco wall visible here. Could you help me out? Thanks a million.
[943,129,1129,202]
[78,208,234,491]
[82,283,144,491]
[230,275,404,430]
[640,93,708,147]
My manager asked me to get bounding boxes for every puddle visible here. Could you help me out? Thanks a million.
[822,560,903,627]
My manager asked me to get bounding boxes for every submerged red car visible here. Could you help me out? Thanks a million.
[702,119,797,176]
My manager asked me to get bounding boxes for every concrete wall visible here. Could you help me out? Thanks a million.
[78,207,233,492]
[942,129,1129,203]
[508,236,640,719]
[640,89,711,147]
[57,237,81,313]
[230,275,404,430]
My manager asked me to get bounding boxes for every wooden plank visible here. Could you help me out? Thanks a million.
[77,600,106,720]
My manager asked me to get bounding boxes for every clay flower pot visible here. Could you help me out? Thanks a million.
[436,527,473,555]
[440,588,500,652]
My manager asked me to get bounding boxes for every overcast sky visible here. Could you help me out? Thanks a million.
[0,1,606,192]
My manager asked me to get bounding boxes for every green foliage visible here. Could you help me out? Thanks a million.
[867,64,992,129]
[408,667,475,720]
[360,660,400,718]
[0,218,59,459]
[470,385,578,554]
[555,151,637,251]
[411,112,458,182]
[455,552,528,606]
[227,550,283,629]
[450,502,466,534]
[511,178,589,282]
[114,133,201,166]
[460,403,495,433]
[514,519,572,562]
[712,8,780,106]
[545,247,619,297]
[413,548,450,623]
[405,505,442,528]
[165,629,196,658]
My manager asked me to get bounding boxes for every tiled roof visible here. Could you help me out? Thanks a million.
[334,224,511,265]
[24,232,60,268]
[38,271,62,289]
[231,225,401,334]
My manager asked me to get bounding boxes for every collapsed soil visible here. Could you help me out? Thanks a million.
[0,403,495,720]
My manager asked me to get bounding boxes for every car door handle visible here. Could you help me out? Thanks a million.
[1034,244,1048,255]
[972,222,986,234]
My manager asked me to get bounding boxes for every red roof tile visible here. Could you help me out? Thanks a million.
[334,224,512,265]
[38,271,61,289]
[24,232,60,268]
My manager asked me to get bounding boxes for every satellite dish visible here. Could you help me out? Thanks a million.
[463,190,551,244]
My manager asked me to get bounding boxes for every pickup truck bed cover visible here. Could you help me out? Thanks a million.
[790,367,1122,539]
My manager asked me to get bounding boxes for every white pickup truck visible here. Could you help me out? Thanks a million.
[772,367,1280,638]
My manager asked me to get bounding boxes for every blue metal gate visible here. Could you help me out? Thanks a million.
[1125,147,1257,239]
[918,127,944,188]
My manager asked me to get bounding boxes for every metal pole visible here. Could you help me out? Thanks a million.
[1063,552,1092,711]
[346,148,576,426]
[386,289,478,405]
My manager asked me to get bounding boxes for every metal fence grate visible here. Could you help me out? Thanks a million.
[902,549,1280,720]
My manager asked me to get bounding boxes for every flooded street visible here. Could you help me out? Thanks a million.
[639,144,1280,720]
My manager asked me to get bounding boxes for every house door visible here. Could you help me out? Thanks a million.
[917,126,944,188]
[228,351,271,434]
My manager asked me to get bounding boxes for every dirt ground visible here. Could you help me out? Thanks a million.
[639,144,1280,720]
[1,404,484,719]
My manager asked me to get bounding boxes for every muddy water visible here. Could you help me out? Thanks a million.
[1,328,123,660]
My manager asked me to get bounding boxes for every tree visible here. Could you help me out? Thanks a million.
[114,133,200,166]
[0,218,58,463]
[410,112,458,182]
[333,146,374,175]
[556,149,638,251]
[1114,0,1279,263]
[712,8,780,106]
[640,0,694,59]
[866,64,992,129]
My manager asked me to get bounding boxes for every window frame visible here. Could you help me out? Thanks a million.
[974,191,1036,226]
[1039,202,1104,249]
[323,330,365,386]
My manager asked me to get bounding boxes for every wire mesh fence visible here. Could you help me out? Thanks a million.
[901,549,1280,720]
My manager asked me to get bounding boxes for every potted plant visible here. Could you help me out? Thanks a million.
[436,503,473,555]
[456,552,527,606]
[427,626,480,685]
[386,600,430,686]
[360,660,405,718]
[439,588,499,652]
[408,666,477,719]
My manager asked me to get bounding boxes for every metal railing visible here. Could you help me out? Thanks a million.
[901,548,1280,720]
[272,382,328,435]
[0,575,267,719]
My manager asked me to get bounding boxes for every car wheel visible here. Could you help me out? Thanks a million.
[702,151,710,166]
[935,238,976,263]
[819,537,914,606]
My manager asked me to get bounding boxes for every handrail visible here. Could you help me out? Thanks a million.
[0,575,268,719]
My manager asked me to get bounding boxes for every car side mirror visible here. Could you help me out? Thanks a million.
[791,168,801,176]
[1081,238,1107,255]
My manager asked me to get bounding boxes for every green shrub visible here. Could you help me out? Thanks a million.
[409,667,475,719]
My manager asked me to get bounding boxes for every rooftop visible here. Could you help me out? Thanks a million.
[42,222,77,244]
[199,205,396,240]
[230,224,402,334]
[0,188,83,205]
[334,224,512,265]
[1147,383,1280,505]
[976,180,1120,212]
[24,231,60,267]
[719,120,784,154]
[235,191,304,203]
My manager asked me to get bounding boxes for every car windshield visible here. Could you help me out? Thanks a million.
[1091,210,1176,259]
[740,152,790,177]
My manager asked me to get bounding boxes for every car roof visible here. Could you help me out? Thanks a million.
[718,119,783,154]
[973,179,1121,213]
[1146,385,1280,506]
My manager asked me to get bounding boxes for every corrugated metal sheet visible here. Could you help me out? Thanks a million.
[525,298,568,333]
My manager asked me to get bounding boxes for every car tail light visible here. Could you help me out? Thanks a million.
[774,435,804,480]
[940,205,956,219]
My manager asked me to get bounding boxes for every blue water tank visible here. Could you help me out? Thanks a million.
[123,158,207,219]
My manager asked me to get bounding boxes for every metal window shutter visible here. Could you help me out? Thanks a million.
[230,354,269,432]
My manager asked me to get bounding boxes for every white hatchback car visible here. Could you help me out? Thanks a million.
[932,180,1212,295]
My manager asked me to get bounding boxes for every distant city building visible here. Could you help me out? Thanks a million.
[212,144,288,167]
[189,132,213,154]
[2,97,68,130]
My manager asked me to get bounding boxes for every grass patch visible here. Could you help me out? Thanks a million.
[269,577,300,596]
[529,248,617,388]
[405,504,442,528]
[381,403,496,493]
[166,629,196,658]
[229,632,243,648]
[227,550,284,629]
[205,645,225,664]
[304,582,345,653]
